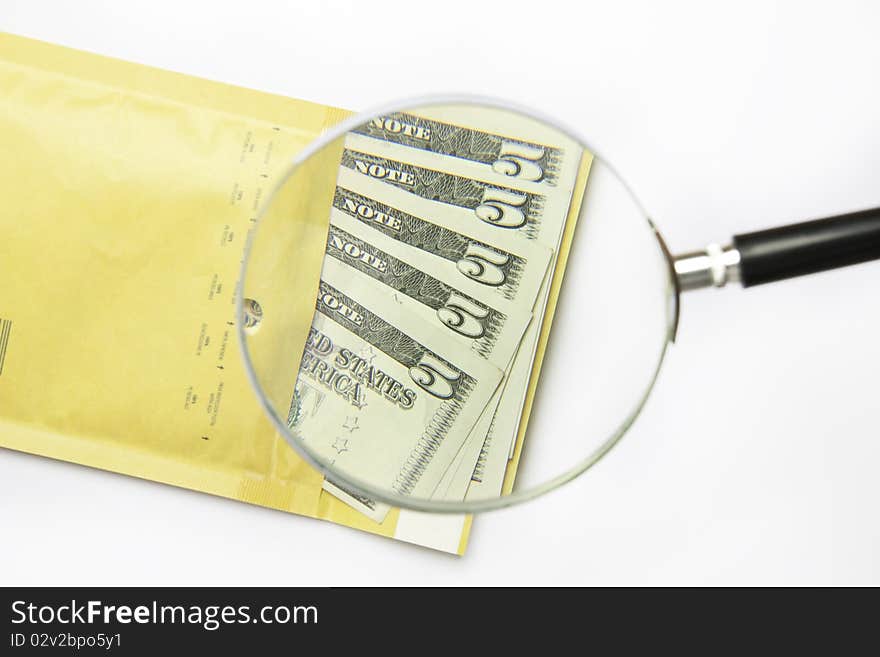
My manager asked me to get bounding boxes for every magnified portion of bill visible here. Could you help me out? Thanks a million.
[239,99,677,515]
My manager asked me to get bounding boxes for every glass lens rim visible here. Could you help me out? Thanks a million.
[236,93,679,514]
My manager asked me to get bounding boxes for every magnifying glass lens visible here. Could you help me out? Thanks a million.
[239,100,676,514]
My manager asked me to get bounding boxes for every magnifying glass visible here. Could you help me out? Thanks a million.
[238,96,880,517]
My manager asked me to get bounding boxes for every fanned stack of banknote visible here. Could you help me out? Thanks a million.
[284,105,586,520]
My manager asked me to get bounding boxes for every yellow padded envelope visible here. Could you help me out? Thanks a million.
[0,33,472,554]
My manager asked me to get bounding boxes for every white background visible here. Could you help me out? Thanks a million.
[2,0,878,585]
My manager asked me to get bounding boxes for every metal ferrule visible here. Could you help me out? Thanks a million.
[673,244,741,291]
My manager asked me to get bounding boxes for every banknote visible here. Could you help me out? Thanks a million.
[340,147,548,238]
[321,222,532,368]
[333,168,552,308]
[288,277,503,500]
[351,111,565,186]
[432,391,497,500]
[344,132,559,198]
[462,421,509,500]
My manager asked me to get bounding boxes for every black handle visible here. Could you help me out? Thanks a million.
[733,206,880,287]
